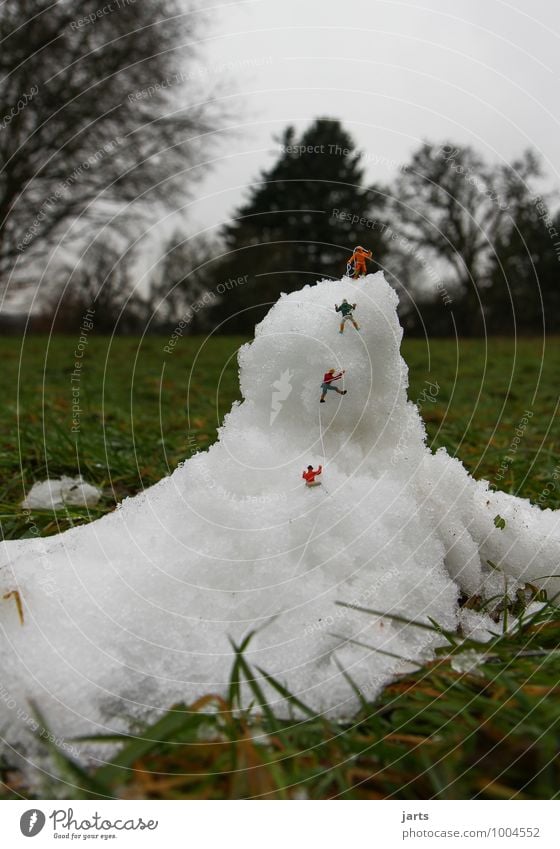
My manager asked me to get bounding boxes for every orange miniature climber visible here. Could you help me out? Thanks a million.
[346,245,373,278]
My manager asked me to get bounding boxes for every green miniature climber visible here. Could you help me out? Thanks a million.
[335,299,359,334]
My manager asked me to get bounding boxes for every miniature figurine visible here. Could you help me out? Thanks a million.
[302,465,322,487]
[346,245,373,278]
[335,299,360,333]
[320,368,347,402]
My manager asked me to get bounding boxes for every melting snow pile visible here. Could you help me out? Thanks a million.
[2,271,560,762]
[21,477,102,511]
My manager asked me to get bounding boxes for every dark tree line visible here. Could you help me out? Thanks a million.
[151,120,559,338]
[7,111,560,337]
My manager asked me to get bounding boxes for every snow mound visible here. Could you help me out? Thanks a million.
[21,477,102,510]
[1,272,560,762]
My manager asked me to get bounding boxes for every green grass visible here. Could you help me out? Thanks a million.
[0,334,246,539]
[0,334,559,799]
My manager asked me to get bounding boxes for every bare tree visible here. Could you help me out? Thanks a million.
[390,142,541,332]
[0,0,217,285]
[148,230,220,331]
[39,238,144,332]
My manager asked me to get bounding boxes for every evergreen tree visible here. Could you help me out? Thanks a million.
[210,119,387,332]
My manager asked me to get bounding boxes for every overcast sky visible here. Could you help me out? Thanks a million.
[185,0,560,239]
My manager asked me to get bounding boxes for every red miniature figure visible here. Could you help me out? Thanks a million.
[320,368,347,403]
[346,245,373,278]
[303,465,322,487]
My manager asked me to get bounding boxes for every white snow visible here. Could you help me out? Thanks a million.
[450,649,487,675]
[458,609,500,644]
[21,477,102,510]
[2,271,560,762]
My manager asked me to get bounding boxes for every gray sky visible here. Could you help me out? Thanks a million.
[186,0,560,239]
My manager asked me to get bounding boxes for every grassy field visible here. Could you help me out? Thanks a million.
[1,333,559,799]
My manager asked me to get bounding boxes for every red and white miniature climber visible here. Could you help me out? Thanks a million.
[320,368,347,403]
